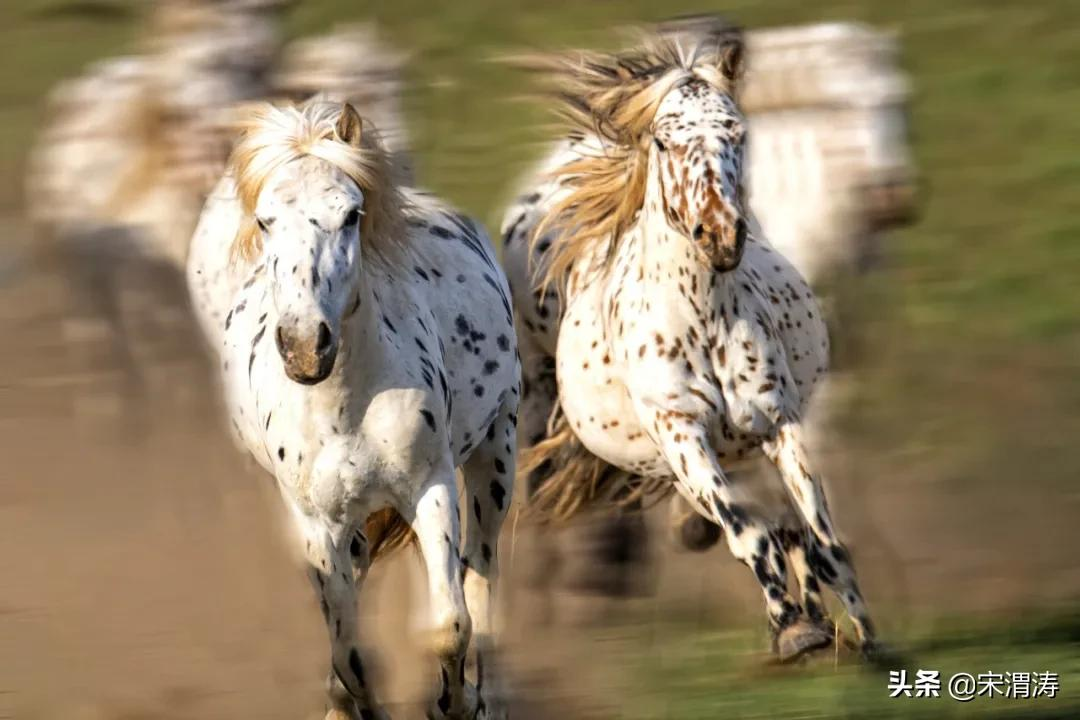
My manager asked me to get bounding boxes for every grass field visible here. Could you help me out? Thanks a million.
[1,1,1078,717]
[610,612,1080,718]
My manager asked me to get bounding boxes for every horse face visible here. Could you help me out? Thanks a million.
[255,157,364,385]
[652,79,748,272]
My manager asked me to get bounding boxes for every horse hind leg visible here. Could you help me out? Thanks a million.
[460,397,517,720]
[668,490,722,552]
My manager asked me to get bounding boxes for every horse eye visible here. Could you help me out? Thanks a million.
[343,209,361,228]
[653,138,667,152]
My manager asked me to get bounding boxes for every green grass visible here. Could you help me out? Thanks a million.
[608,613,1080,719]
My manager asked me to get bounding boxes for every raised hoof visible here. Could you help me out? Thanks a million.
[775,620,833,663]
[675,513,722,552]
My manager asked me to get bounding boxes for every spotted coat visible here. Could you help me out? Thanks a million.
[188,122,518,718]
[503,72,878,653]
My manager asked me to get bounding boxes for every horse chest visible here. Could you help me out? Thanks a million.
[556,255,822,476]
[219,280,355,489]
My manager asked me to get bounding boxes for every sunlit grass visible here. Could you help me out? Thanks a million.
[614,613,1080,719]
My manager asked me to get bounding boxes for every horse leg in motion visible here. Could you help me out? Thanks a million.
[411,471,476,720]
[764,422,878,654]
[292,508,389,720]
[460,397,517,720]
[517,330,558,499]
[640,409,833,661]
[776,511,832,631]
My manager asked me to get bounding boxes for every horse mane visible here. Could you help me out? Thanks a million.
[529,30,743,294]
[229,99,410,268]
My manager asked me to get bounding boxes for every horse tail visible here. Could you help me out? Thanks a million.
[519,409,672,522]
[364,508,416,563]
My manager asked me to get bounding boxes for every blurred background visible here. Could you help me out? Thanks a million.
[1,1,1079,718]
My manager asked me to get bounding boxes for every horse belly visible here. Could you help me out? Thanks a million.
[556,300,668,477]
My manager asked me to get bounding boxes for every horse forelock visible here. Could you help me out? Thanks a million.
[228,100,409,269]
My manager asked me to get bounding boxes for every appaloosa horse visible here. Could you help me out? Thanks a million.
[505,31,881,662]
[188,100,518,719]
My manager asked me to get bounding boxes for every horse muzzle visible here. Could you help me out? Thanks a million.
[276,321,338,385]
[694,217,747,273]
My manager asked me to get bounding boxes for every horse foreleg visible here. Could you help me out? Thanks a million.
[777,511,832,629]
[765,421,877,653]
[411,475,475,720]
[295,513,389,720]
[643,408,830,661]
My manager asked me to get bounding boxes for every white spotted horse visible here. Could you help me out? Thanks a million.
[187,100,519,719]
[503,31,882,662]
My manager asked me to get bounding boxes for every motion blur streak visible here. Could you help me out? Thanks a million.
[1,1,1078,718]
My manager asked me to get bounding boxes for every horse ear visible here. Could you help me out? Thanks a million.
[718,35,745,85]
[335,103,363,147]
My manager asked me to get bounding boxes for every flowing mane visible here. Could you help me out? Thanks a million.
[529,31,743,293]
[229,99,409,267]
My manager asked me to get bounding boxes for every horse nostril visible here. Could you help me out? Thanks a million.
[315,322,333,356]
[275,326,287,355]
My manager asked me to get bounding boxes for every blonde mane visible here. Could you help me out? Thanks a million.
[229,99,409,267]
[529,32,742,293]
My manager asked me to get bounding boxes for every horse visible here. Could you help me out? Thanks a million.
[274,22,415,183]
[186,100,519,720]
[657,18,918,553]
[502,18,914,621]
[25,0,286,416]
[502,31,881,662]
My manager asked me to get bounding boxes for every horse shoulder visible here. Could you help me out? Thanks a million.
[359,383,450,473]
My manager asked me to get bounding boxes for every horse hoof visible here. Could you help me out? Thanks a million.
[776,620,833,663]
[678,513,722,552]
[426,683,478,720]
[861,641,908,671]
[667,509,722,553]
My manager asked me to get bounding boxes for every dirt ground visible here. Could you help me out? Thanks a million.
[0,247,707,720]
[2,234,1079,720]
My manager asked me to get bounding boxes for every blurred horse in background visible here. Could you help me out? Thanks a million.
[275,23,415,183]
[502,17,916,619]
[25,0,286,417]
[25,1,411,422]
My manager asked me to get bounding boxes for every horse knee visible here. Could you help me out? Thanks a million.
[427,610,472,660]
